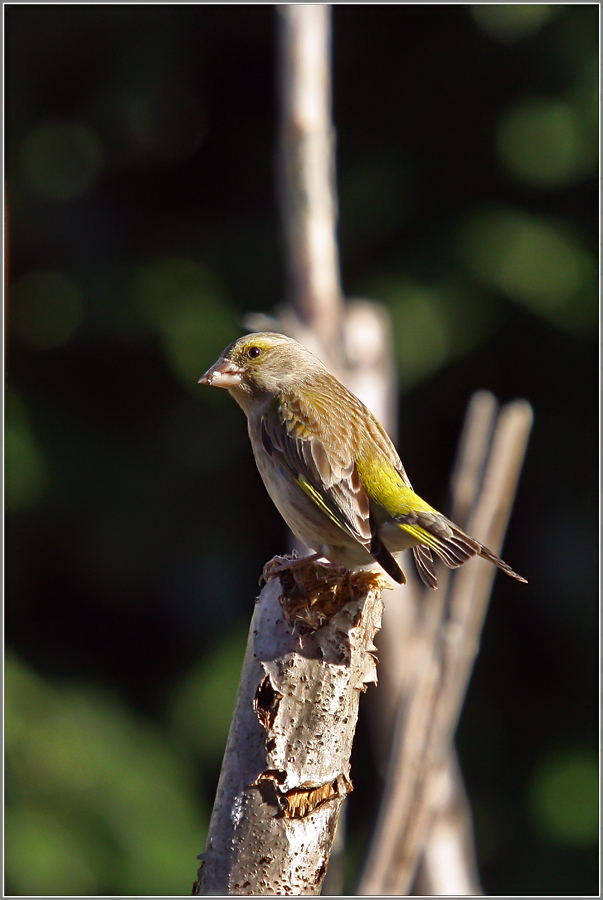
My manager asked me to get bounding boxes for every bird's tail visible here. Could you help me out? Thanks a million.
[475,540,527,583]
[402,513,527,588]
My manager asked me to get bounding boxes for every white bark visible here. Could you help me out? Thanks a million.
[277,4,344,347]
[194,568,387,895]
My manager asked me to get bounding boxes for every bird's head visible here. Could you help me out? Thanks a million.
[199,332,324,410]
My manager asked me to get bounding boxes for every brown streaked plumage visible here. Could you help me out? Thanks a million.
[200,332,527,588]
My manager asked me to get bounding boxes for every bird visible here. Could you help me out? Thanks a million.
[199,332,527,589]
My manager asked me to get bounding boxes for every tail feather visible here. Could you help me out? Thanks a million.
[413,545,437,589]
[403,514,527,586]
[477,542,528,583]
[437,531,480,568]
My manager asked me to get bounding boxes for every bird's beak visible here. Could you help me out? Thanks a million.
[198,358,244,389]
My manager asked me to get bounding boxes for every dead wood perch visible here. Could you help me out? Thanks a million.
[193,564,389,896]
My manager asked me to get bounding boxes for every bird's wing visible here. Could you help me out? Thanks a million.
[261,392,373,549]
[261,388,407,583]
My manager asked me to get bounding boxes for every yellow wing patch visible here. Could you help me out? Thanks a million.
[296,474,356,540]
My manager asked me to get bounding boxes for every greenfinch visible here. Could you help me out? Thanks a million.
[199,332,526,588]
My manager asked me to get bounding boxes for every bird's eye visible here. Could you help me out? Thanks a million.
[247,346,263,359]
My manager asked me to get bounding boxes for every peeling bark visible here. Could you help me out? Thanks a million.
[194,566,388,896]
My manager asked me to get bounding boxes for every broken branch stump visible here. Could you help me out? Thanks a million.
[194,564,388,896]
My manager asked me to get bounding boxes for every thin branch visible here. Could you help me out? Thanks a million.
[412,753,482,896]
[361,394,499,893]
[277,4,344,347]
[357,395,533,895]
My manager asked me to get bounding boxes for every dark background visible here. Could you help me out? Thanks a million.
[5,5,599,896]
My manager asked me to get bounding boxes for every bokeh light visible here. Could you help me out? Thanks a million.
[496,97,588,188]
[4,389,49,512]
[363,276,500,388]
[20,119,102,201]
[471,4,556,43]
[123,82,206,161]
[527,749,599,846]
[10,270,83,350]
[387,280,449,385]
[133,256,238,389]
[84,80,206,168]
[457,207,597,333]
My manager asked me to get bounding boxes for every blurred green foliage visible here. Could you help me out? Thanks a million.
[496,96,595,187]
[5,388,49,512]
[10,270,84,350]
[527,748,599,846]
[6,653,207,895]
[5,5,598,895]
[470,5,559,43]
[133,256,238,389]
[20,119,103,201]
[458,206,597,333]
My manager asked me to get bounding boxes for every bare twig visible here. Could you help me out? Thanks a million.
[411,754,482,896]
[357,396,533,895]
[277,5,344,347]
[360,394,498,895]
[410,391,499,897]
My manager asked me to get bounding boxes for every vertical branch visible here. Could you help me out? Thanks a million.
[357,396,533,895]
[277,5,344,346]
[411,754,483,896]
[360,396,499,895]
[275,21,412,874]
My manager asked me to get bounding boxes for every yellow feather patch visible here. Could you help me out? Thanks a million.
[296,474,353,538]
[356,452,436,519]
[398,522,443,551]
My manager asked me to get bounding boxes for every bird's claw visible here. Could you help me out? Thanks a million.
[260,551,320,585]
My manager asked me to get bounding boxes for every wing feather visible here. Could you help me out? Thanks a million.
[261,392,373,547]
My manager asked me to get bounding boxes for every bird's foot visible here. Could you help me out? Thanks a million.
[261,552,351,602]
[260,551,323,585]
